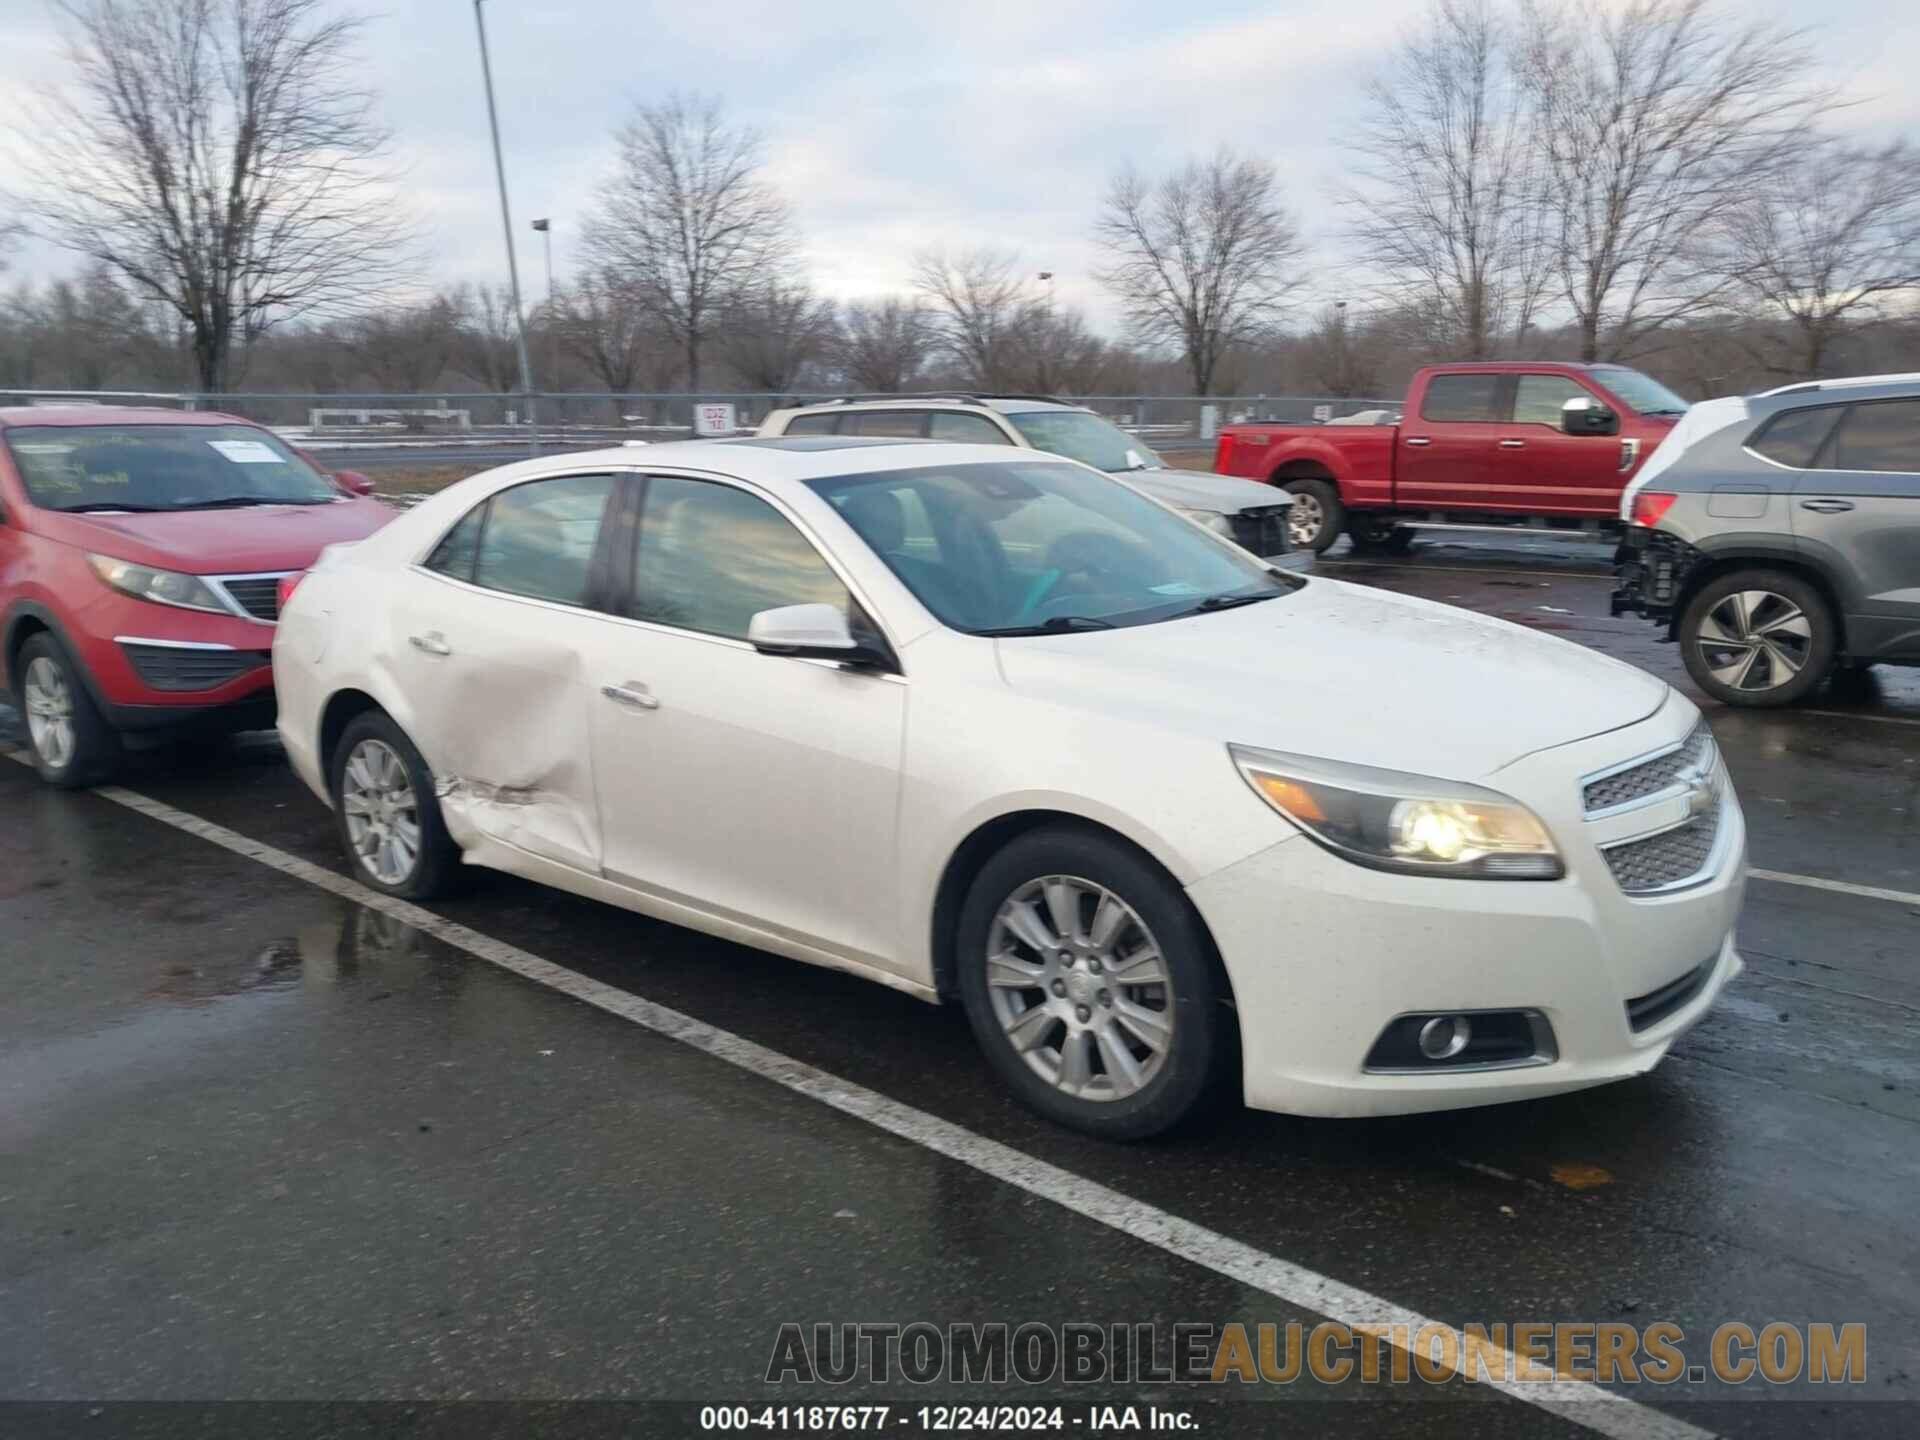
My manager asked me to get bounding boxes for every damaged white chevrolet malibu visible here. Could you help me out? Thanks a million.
[276,436,1745,1139]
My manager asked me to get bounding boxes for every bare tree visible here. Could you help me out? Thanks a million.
[1515,0,1828,361]
[1722,138,1920,379]
[911,248,1032,388]
[10,0,410,392]
[582,93,797,393]
[719,276,839,393]
[1302,304,1389,398]
[344,294,459,392]
[1095,150,1306,394]
[1004,304,1114,395]
[560,269,677,393]
[449,283,524,393]
[836,297,933,392]
[1342,0,1548,358]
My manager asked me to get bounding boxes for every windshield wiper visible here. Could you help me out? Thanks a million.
[1169,589,1283,619]
[176,495,328,509]
[980,615,1118,636]
[53,502,167,513]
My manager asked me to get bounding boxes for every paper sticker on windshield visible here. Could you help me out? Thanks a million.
[208,439,282,464]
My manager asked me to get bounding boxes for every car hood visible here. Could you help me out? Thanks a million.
[35,496,394,574]
[994,578,1668,781]
[1121,467,1288,515]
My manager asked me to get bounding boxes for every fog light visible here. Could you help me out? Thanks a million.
[1418,1015,1472,1060]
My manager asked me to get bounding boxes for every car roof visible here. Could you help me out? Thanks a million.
[0,406,250,429]
[780,395,1080,417]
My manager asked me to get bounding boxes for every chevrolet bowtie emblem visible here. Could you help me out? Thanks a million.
[1679,768,1715,818]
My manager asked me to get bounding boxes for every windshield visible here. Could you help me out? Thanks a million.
[810,460,1293,636]
[1592,368,1690,416]
[5,424,339,513]
[1005,410,1156,473]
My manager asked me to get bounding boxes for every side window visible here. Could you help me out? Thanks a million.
[927,412,1011,443]
[1824,400,1920,474]
[848,411,928,438]
[424,504,485,581]
[629,475,856,640]
[471,474,615,606]
[782,412,840,436]
[1748,405,1844,469]
[1419,374,1503,423]
[1513,375,1594,427]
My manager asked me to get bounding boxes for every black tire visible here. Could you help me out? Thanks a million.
[955,825,1229,1140]
[328,710,462,899]
[15,633,121,789]
[1348,517,1416,556]
[1280,477,1345,554]
[1679,568,1835,709]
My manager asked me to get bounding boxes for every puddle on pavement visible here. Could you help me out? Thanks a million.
[144,903,437,1004]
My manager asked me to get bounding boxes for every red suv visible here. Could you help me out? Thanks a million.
[0,407,393,786]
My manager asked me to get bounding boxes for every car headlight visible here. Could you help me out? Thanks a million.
[1229,743,1563,879]
[1177,507,1236,537]
[87,553,230,614]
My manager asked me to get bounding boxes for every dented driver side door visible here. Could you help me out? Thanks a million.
[386,472,632,875]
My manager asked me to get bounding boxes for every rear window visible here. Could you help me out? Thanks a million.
[1748,405,1844,469]
[782,413,840,436]
[1826,399,1920,474]
[1420,374,1502,423]
[4,424,339,512]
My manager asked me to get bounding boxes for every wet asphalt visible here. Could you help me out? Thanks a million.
[2,533,1916,1439]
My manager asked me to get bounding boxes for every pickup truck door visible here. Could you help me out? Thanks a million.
[1499,373,1630,517]
[1396,372,1507,510]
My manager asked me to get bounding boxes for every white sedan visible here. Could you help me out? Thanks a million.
[275,437,1746,1138]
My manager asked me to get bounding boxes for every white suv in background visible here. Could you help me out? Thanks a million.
[759,394,1304,567]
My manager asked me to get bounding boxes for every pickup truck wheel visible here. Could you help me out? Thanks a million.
[1679,570,1835,708]
[1281,479,1344,553]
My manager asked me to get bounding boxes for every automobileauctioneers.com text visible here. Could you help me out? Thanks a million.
[764,1319,1867,1388]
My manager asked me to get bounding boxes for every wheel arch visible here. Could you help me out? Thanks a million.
[3,602,97,706]
[1669,547,1850,654]
[318,687,389,775]
[1268,458,1339,486]
[927,809,1238,1018]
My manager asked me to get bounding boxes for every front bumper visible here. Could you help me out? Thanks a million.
[1187,702,1746,1118]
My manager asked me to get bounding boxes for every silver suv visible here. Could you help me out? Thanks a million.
[1613,374,1920,707]
[759,394,1302,567]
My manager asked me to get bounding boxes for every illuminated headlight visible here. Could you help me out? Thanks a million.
[1177,507,1236,537]
[1229,743,1563,879]
[87,553,229,614]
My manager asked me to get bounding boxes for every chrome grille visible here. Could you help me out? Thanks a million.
[1600,788,1723,894]
[217,576,284,622]
[1584,723,1714,813]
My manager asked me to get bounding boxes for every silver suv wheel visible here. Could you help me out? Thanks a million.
[22,656,76,770]
[1695,589,1813,693]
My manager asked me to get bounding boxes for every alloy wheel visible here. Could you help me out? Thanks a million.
[985,875,1173,1102]
[341,738,422,886]
[22,657,76,771]
[1695,590,1813,693]
[1286,492,1324,548]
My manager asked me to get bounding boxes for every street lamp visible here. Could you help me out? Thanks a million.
[531,217,554,396]
[471,0,538,454]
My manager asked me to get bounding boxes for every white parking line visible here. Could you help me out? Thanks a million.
[1749,867,1920,908]
[6,757,1708,1440]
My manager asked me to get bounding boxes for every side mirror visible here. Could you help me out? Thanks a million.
[333,469,376,497]
[1560,397,1619,437]
[748,603,891,668]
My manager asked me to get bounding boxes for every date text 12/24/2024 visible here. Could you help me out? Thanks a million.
[700,1406,1196,1432]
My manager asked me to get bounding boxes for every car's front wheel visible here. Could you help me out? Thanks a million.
[329,711,461,899]
[17,634,121,788]
[1679,569,1835,708]
[956,826,1228,1139]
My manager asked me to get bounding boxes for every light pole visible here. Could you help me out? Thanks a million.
[531,218,554,399]
[471,0,538,454]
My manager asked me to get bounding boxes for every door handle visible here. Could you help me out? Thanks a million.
[1498,438,1526,449]
[601,683,660,710]
[1403,437,1432,448]
[1799,498,1855,514]
[408,632,451,656]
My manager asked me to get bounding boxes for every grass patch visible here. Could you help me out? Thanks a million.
[364,465,483,496]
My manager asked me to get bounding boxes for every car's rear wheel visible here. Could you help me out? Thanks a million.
[330,711,461,899]
[1679,569,1835,708]
[1348,516,1416,556]
[1280,478,1344,554]
[956,826,1228,1140]
[17,634,121,788]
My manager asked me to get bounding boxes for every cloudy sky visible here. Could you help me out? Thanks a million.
[2,0,1915,328]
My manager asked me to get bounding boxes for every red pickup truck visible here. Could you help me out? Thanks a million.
[1212,362,1691,554]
